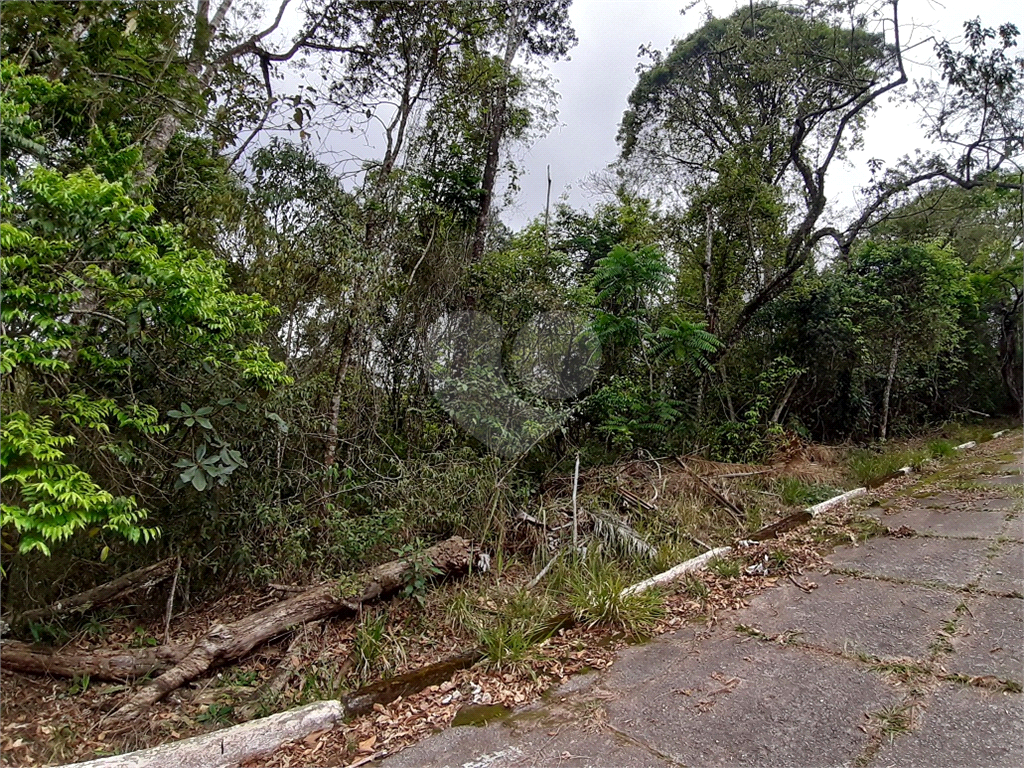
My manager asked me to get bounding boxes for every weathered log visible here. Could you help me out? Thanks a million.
[808,487,866,516]
[109,536,474,723]
[619,547,734,596]
[236,621,324,721]
[56,701,343,768]
[745,510,813,541]
[0,640,184,680]
[341,651,485,718]
[10,558,178,630]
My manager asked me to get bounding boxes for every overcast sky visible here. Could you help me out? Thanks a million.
[502,0,1021,229]
[264,0,1021,230]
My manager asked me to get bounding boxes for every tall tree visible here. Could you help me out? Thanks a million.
[619,2,1021,352]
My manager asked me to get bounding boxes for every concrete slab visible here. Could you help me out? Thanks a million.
[945,596,1024,683]
[864,505,1006,540]
[597,624,715,696]
[979,474,1023,489]
[870,684,1024,768]
[978,543,1024,596]
[908,492,965,509]
[382,722,674,768]
[739,573,960,659]
[826,537,992,589]
[1002,515,1024,542]
[605,632,897,767]
[979,497,1023,514]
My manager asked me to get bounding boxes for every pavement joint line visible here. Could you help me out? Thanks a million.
[823,566,977,595]
[602,722,689,768]
[742,629,1024,693]
[818,565,1021,598]
[854,688,929,768]
[731,623,942,688]
[732,613,1024,693]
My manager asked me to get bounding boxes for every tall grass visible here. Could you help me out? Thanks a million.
[564,551,665,636]
[846,448,931,487]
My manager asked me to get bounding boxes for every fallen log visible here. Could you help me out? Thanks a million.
[56,701,343,768]
[619,547,733,597]
[108,536,475,723]
[10,558,178,631]
[341,650,485,718]
[0,640,184,680]
[236,622,324,720]
[745,510,812,542]
[808,487,866,516]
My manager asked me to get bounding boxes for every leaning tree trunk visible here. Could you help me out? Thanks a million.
[880,337,900,441]
[471,3,522,263]
[108,536,474,723]
[9,557,178,632]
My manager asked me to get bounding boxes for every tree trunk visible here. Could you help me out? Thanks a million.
[770,375,800,424]
[137,1,234,184]
[0,641,183,680]
[702,206,717,335]
[61,701,342,768]
[108,536,475,723]
[323,326,353,471]
[880,338,900,441]
[998,292,1023,414]
[10,557,179,631]
[471,2,522,262]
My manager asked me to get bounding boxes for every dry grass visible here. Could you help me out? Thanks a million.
[534,444,844,555]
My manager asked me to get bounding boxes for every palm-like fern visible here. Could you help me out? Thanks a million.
[648,316,721,375]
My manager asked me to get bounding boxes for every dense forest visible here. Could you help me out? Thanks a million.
[1,0,1021,667]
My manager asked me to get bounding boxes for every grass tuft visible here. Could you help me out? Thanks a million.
[566,552,665,636]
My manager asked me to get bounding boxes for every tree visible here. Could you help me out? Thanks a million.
[845,240,974,439]
[469,0,576,261]
[619,2,1021,353]
[872,177,1023,413]
[619,2,895,348]
[0,67,287,559]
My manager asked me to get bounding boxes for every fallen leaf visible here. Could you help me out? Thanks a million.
[358,735,377,752]
[303,729,329,747]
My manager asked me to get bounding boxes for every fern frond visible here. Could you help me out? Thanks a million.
[590,510,657,562]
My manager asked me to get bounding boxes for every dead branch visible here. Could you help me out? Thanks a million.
[745,511,813,542]
[0,640,184,680]
[618,488,656,511]
[107,536,474,723]
[11,558,178,631]
[674,458,746,525]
